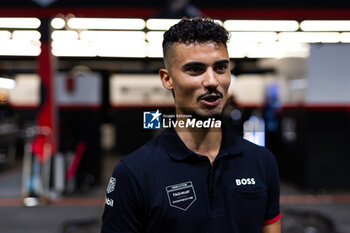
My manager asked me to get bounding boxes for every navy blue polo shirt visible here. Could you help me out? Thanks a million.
[101,126,281,233]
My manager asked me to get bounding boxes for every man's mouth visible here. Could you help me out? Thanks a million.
[201,94,220,102]
[199,94,222,107]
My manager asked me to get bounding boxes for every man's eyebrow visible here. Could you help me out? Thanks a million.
[214,59,230,66]
[182,61,206,69]
[182,60,229,70]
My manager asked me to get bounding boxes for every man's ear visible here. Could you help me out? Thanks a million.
[159,68,173,91]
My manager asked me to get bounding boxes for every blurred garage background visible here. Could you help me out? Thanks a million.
[0,0,349,232]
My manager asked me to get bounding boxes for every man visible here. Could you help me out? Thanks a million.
[101,18,281,233]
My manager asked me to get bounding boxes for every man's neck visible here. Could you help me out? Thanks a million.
[175,118,222,164]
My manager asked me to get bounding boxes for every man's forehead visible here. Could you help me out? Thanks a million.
[170,41,229,62]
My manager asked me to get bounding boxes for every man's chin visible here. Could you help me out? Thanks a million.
[194,112,223,121]
[181,108,224,121]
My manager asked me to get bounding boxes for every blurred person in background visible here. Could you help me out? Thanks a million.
[156,0,202,18]
[101,18,281,233]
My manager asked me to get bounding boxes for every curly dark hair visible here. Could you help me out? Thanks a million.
[162,18,230,68]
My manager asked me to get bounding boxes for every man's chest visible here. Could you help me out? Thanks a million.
[145,159,268,223]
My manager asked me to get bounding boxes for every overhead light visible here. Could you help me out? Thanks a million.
[80,31,147,57]
[227,42,249,58]
[51,18,66,29]
[146,31,164,57]
[246,43,282,58]
[300,20,350,31]
[278,42,310,58]
[228,42,309,58]
[246,42,309,58]
[340,33,350,43]
[0,40,41,56]
[146,19,180,30]
[51,30,79,41]
[97,34,146,58]
[224,20,299,32]
[80,31,145,42]
[0,31,11,40]
[67,18,145,30]
[52,40,96,57]
[0,17,41,29]
[97,43,147,57]
[53,31,147,57]
[0,30,41,56]
[12,30,41,41]
[0,77,16,89]
[230,32,277,42]
[146,31,164,41]
[279,32,340,43]
[146,18,222,31]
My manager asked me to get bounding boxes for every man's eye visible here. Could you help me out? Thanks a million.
[215,65,228,72]
[187,67,204,73]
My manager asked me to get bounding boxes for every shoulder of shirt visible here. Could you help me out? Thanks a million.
[117,131,165,171]
[233,135,276,162]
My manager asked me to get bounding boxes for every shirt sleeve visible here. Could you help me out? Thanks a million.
[263,153,281,225]
[101,161,145,233]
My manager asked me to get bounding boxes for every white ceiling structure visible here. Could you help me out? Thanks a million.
[1,17,350,58]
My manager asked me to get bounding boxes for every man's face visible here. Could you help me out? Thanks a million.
[161,42,231,118]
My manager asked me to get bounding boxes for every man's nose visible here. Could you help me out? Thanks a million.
[203,68,219,89]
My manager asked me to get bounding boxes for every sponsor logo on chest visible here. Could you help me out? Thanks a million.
[235,178,256,186]
[166,181,197,211]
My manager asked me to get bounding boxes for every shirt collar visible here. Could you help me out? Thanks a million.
[161,124,243,161]
[161,128,194,161]
[219,123,243,156]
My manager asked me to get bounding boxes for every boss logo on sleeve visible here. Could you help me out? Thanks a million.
[235,178,256,186]
[166,181,197,211]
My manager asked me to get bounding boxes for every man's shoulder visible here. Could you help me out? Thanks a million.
[120,130,167,169]
[233,135,275,161]
[229,136,278,180]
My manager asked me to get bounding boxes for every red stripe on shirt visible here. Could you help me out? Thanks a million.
[263,213,281,226]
